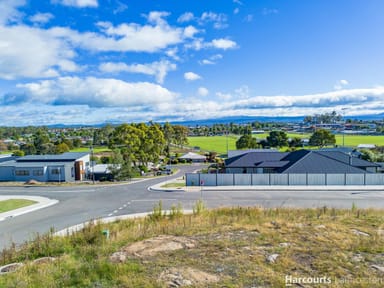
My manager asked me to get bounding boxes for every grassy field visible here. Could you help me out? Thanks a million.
[188,134,384,154]
[70,147,111,153]
[0,199,37,213]
[1,205,384,287]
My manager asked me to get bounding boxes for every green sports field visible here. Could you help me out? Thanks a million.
[187,133,384,154]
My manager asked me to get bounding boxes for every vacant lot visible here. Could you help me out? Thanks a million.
[1,205,384,287]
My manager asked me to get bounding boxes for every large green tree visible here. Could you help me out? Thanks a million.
[172,125,189,147]
[33,129,50,154]
[236,134,258,149]
[109,123,165,169]
[309,129,336,147]
[266,131,288,147]
[162,122,174,157]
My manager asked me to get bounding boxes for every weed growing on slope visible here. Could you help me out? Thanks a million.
[1,206,384,287]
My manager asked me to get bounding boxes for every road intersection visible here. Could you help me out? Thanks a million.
[1,165,384,250]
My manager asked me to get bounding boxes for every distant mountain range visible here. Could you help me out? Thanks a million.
[46,113,384,128]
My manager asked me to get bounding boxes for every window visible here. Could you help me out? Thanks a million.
[51,168,61,175]
[33,169,44,176]
[263,168,276,174]
[15,170,30,176]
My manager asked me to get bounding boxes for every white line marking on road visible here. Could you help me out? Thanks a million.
[113,210,118,213]
[108,213,113,217]
[119,207,123,210]
[131,199,177,202]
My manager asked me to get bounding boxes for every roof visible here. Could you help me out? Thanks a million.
[318,147,362,157]
[316,151,379,167]
[357,144,376,149]
[225,151,288,168]
[225,149,378,174]
[0,160,72,168]
[256,161,290,168]
[0,155,17,163]
[16,152,89,163]
[278,150,369,174]
[228,149,278,158]
[179,152,206,160]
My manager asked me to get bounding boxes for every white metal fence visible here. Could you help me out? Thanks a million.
[186,173,384,186]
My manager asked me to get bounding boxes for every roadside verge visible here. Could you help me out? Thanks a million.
[0,196,58,222]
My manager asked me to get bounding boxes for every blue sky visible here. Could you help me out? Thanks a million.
[1,0,384,125]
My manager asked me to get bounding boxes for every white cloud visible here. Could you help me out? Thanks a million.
[234,85,250,99]
[165,47,180,60]
[197,87,209,97]
[145,11,170,25]
[183,25,199,38]
[52,0,98,8]
[0,0,25,24]
[200,59,215,65]
[0,25,76,79]
[184,72,202,81]
[216,92,232,101]
[29,13,54,25]
[14,77,176,107]
[210,38,238,50]
[99,60,176,84]
[223,87,384,110]
[3,86,384,125]
[234,8,240,15]
[200,54,223,65]
[334,79,349,90]
[199,12,228,29]
[186,38,237,51]
[86,19,184,52]
[178,12,194,23]
[113,1,128,14]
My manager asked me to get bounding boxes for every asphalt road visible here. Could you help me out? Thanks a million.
[1,164,384,250]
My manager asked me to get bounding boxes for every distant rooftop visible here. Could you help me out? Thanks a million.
[17,152,89,162]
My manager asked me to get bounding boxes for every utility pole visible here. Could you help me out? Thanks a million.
[90,146,95,184]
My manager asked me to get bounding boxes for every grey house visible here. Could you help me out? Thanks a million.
[224,149,379,174]
[0,152,90,182]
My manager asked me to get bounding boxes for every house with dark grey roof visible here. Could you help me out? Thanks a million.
[224,149,379,174]
[0,152,90,182]
[225,151,288,174]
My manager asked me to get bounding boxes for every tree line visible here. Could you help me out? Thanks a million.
[236,129,336,149]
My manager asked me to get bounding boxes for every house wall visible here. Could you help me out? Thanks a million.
[14,166,49,182]
[77,154,90,168]
[226,168,263,174]
[0,166,14,181]
[47,165,73,182]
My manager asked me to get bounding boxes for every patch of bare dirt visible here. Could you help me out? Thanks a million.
[24,179,41,185]
[110,235,197,262]
[159,267,220,287]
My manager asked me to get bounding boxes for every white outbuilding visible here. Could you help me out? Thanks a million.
[178,152,206,163]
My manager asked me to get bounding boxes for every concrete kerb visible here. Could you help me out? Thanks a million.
[149,182,384,193]
[0,196,58,222]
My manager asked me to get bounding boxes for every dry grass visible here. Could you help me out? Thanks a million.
[1,205,384,287]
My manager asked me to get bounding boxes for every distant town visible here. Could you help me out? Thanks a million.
[1,111,384,183]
